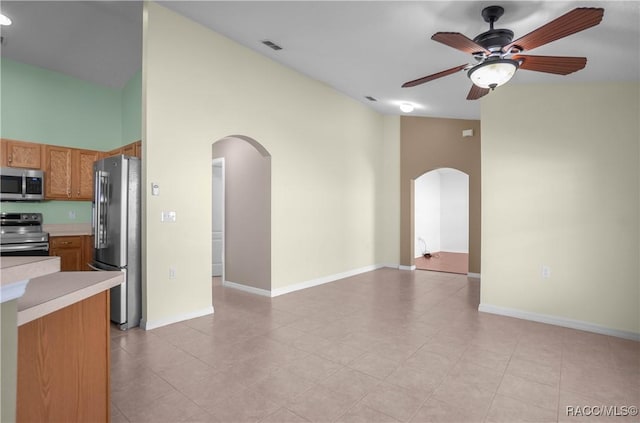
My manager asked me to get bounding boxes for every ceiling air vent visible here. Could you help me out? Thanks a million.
[365,96,377,102]
[261,40,283,51]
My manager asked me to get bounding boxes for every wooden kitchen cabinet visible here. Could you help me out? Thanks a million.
[123,142,136,157]
[17,290,110,422]
[50,235,94,271]
[44,146,100,200]
[44,145,72,198]
[134,140,142,158]
[73,149,101,200]
[50,236,83,271]
[1,139,43,169]
[83,235,95,270]
[105,140,141,159]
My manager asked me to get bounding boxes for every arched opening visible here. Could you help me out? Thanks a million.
[413,168,469,274]
[212,135,271,295]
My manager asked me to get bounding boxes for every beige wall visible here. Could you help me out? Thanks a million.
[212,137,271,291]
[379,116,401,266]
[143,3,396,325]
[400,116,481,273]
[481,82,639,336]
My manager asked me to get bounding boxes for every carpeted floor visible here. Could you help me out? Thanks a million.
[415,251,468,275]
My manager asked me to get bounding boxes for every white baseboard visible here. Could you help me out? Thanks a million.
[270,264,384,297]
[398,265,416,271]
[467,272,481,279]
[141,306,214,331]
[478,303,640,341]
[223,280,271,297]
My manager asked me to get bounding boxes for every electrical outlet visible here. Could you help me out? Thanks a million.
[169,266,176,279]
[541,265,551,279]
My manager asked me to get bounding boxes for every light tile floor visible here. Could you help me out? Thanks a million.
[110,269,639,423]
[415,252,468,275]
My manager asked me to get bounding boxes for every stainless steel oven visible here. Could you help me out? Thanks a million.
[0,213,49,256]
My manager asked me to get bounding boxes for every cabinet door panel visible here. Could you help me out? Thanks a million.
[50,236,83,271]
[74,150,100,200]
[3,139,43,169]
[45,146,72,199]
[17,292,110,423]
[83,235,95,270]
[50,248,82,271]
[134,141,142,158]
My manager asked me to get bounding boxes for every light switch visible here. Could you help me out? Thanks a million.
[151,183,160,196]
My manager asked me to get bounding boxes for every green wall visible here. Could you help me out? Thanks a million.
[1,59,122,149]
[122,70,142,145]
[0,59,141,224]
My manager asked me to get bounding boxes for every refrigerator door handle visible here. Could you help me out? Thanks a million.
[95,170,110,249]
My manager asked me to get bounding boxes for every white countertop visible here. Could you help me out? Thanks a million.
[44,223,92,236]
[17,271,123,326]
[0,256,61,303]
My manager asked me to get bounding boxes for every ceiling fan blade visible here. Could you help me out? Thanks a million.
[432,32,491,56]
[513,55,587,75]
[503,8,604,53]
[402,64,468,88]
[467,85,490,100]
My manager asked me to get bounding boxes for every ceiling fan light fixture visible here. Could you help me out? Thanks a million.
[468,59,518,89]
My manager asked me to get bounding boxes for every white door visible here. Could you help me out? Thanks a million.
[212,159,224,277]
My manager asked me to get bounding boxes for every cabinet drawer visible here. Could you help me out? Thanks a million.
[50,236,83,249]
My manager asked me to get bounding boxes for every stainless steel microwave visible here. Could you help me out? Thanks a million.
[0,167,45,201]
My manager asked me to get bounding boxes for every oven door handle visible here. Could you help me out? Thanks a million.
[0,243,49,253]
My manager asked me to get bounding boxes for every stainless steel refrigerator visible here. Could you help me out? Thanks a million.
[90,155,141,330]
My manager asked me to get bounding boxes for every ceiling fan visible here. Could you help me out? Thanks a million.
[402,5,604,100]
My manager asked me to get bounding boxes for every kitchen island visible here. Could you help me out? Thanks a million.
[0,257,123,423]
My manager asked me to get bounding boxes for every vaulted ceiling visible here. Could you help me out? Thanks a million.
[1,1,638,119]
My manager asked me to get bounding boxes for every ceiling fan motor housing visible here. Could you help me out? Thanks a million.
[473,28,515,52]
[474,5,516,53]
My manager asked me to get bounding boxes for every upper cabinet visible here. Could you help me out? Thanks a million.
[73,149,102,200]
[4,139,140,201]
[44,146,102,200]
[44,145,72,199]
[1,139,43,169]
[105,140,141,159]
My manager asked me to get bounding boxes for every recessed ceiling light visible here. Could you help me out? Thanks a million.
[399,103,414,113]
[0,13,12,26]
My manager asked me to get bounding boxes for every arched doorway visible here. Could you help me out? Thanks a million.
[212,135,271,295]
[413,168,469,274]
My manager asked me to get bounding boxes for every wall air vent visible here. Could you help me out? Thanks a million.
[261,40,283,51]
[365,96,377,102]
